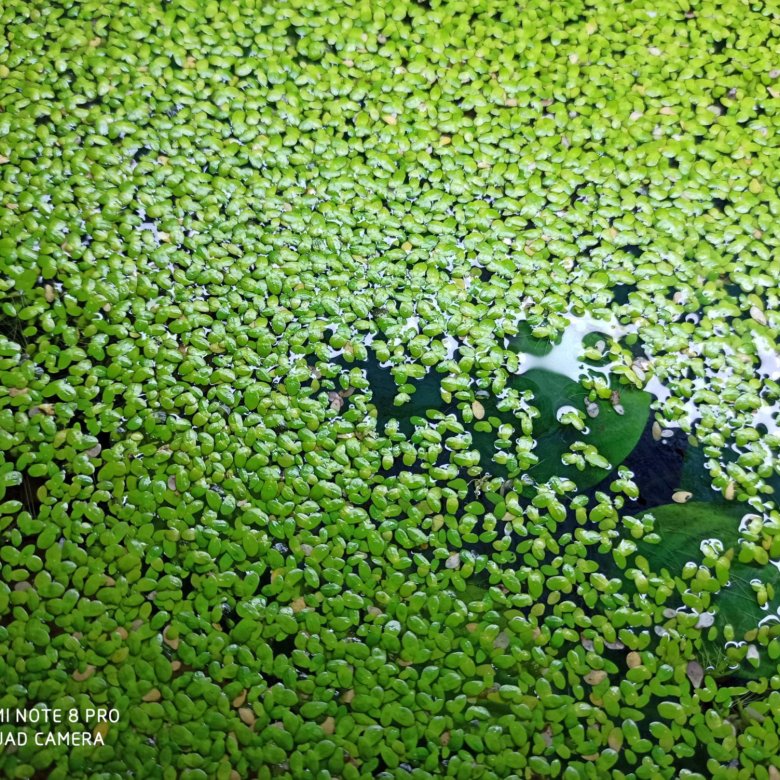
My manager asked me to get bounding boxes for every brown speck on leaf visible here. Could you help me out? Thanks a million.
[382,114,397,125]
[582,638,595,653]
[584,669,607,685]
[750,305,767,325]
[686,661,704,688]
[185,56,197,68]
[238,707,256,727]
[322,716,336,735]
[163,625,180,649]
[695,612,715,629]
[0,155,9,164]
[73,665,96,682]
[328,391,343,412]
[232,690,247,708]
[8,387,28,397]
[143,688,161,702]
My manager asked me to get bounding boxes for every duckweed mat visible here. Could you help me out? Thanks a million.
[2,0,780,778]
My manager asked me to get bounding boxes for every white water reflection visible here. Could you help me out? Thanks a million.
[518,314,632,382]
[514,314,780,437]
[512,312,633,382]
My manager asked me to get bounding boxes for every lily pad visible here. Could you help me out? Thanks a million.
[472,369,652,489]
[525,370,652,487]
[635,502,744,574]
[635,502,780,678]
[506,321,560,356]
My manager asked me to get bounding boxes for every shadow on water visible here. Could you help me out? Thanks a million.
[589,413,714,512]
[362,352,453,439]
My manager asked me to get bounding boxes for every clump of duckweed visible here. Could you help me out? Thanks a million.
[1,0,780,777]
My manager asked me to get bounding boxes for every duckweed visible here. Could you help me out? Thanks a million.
[2,0,780,777]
